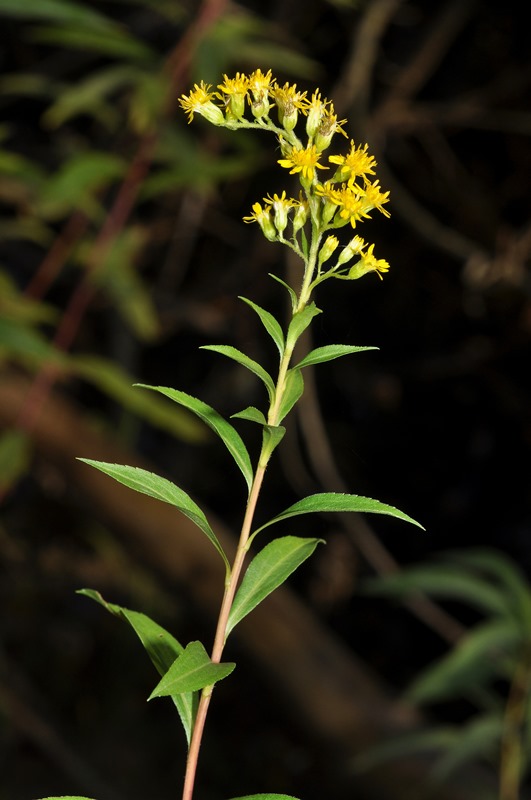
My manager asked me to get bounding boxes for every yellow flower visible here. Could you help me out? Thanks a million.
[329,141,377,181]
[242,202,277,241]
[263,190,296,234]
[359,179,391,218]
[271,82,307,131]
[350,243,390,280]
[217,72,249,120]
[278,145,327,183]
[247,68,275,118]
[179,81,224,125]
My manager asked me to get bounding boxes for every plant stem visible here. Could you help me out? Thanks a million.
[181,229,320,800]
[499,643,531,800]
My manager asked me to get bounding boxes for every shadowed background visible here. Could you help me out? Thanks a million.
[0,1,530,799]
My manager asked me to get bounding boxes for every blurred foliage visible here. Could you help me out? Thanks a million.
[358,549,531,795]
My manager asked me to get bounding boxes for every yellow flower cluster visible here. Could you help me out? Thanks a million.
[179,70,391,284]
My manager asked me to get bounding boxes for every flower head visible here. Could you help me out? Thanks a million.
[329,141,377,182]
[349,243,390,280]
[217,72,249,120]
[278,145,327,184]
[242,202,277,241]
[263,190,296,235]
[179,81,225,125]
[271,82,307,131]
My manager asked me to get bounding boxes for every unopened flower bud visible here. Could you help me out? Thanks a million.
[318,235,339,266]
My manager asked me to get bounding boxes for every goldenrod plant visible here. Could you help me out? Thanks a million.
[38,69,423,800]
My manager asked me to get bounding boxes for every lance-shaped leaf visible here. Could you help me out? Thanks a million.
[294,344,378,369]
[201,344,275,402]
[268,273,297,313]
[230,795,302,800]
[231,406,267,425]
[226,536,322,636]
[136,385,254,494]
[77,460,229,570]
[36,796,97,800]
[285,302,321,352]
[239,296,285,358]
[149,640,235,699]
[77,589,197,745]
[277,368,304,423]
[254,492,425,535]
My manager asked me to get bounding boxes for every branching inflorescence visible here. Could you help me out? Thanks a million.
[179,69,391,307]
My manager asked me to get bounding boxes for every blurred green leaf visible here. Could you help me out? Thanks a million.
[0,0,118,30]
[92,226,160,341]
[0,271,57,324]
[230,796,302,800]
[42,65,142,129]
[0,317,67,368]
[407,619,521,705]
[77,460,230,570]
[363,563,512,618]
[30,24,156,62]
[37,151,127,220]
[0,430,31,493]
[148,640,235,698]
[227,536,322,636]
[137,385,254,494]
[78,589,197,744]
[446,549,531,628]
[430,714,502,784]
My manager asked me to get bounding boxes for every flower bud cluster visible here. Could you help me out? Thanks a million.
[179,70,391,284]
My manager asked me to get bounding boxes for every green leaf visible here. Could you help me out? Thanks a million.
[76,460,229,570]
[285,302,321,352]
[255,492,425,536]
[407,619,521,705]
[149,640,235,698]
[231,406,267,425]
[200,344,276,402]
[261,424,286,459]
[363,564,511,618]
[72,356,207,443]
[136,385,254,494]
[230,796,302,800]
[36,796,97,800]
[268,273,297,313]
[239,296,285,358]
[77,589,197,744]
[295,344,378,369]
[226,536,322,636]
[276,368,304,423]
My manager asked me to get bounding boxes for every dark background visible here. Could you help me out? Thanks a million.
[1,1,530,799]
